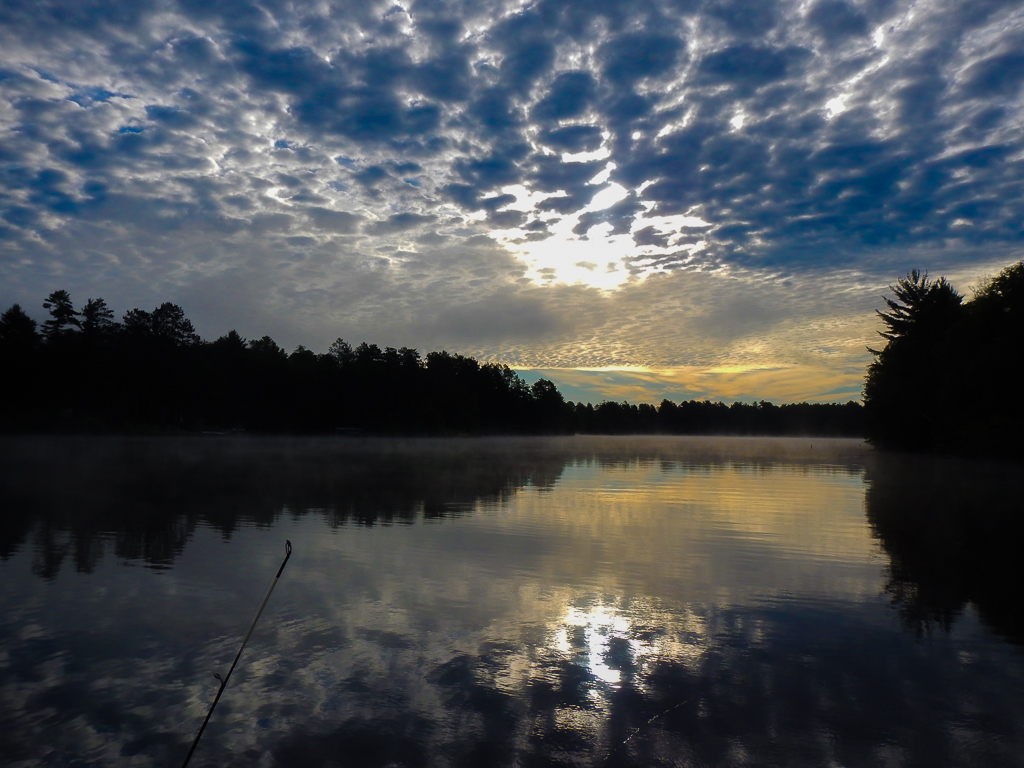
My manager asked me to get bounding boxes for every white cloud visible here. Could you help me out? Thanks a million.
[2,0,1023,401]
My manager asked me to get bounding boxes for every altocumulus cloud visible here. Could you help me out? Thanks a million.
[1,0,1022,402]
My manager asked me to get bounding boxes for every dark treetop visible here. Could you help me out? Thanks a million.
[864,259,1024,459]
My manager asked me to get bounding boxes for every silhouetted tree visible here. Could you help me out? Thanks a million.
[36,291,88,419]
[118,303,203,428]
[250,335,287,360]
[213,329,248,352]
[865,261,1023,457]
[288,345,319,368]
[530,378,568,433]
[948,260,1024,455]
[121,303,200,347]
[72,298,121,424]
[872,271,962,343]
[0,304,43,429]
[41,290,80,341]
[80,298,117,336]
[327,337,355,367]
[864,271,963,452]
[0,304,39,350]
[152,302,201,347]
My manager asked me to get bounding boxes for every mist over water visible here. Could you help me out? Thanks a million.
[1,436,1022,767]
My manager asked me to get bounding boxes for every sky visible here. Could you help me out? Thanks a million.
[1,0,1022,405]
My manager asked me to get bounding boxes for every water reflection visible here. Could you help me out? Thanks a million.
[0,435,865,575]
[865,451,1024,644]
[0,436,572,575]
[2,437,1024,767]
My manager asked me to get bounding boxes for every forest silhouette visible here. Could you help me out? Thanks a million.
[864,259,1024,458]
[0,292,861,437]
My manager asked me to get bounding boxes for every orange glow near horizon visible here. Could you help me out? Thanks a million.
[516,365,863,405]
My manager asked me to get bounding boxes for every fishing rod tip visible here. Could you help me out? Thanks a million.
[285,540,292,556]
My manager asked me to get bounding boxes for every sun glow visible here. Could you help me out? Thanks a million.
[825,96,848,119]
[516,363,867,405]
[502,219,634,290]
[486,179,716,290]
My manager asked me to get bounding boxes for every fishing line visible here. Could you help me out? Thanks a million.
[599,697,691,766]
[181,540,293,768]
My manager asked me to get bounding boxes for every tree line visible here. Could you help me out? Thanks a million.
[0,291,862,436]
[864,259,1023,458]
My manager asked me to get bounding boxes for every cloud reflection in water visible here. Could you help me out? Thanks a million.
[1,437,1023,767]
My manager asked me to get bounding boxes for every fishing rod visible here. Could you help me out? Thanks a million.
[181,540,293,768]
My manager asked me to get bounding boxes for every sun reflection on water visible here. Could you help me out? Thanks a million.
[548,597,712,699]
[554,602,631,685]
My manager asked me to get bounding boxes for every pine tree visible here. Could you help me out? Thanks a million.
[41,290,81,341]
[81,298,117,336]
[0,304,40,349]
[864,271,962,451]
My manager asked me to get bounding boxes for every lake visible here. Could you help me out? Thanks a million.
[1,436,1023,767]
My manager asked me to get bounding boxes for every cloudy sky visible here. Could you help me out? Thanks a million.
[1,0,1022,404]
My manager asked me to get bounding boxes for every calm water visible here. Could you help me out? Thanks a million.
[1,436,1023,767]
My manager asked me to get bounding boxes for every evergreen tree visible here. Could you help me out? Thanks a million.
[0,304,43,427]
[81,298,117,336]
[327,338,355,366]
[870,270,962,346]
[41,290,81,341]
[249,335,287,359]
[864,261,1023,457]
[123,303,201,346]
[0,304,39,350]
[864,271,963,451]
[952,260,1024,455]
[151,303,201,347]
